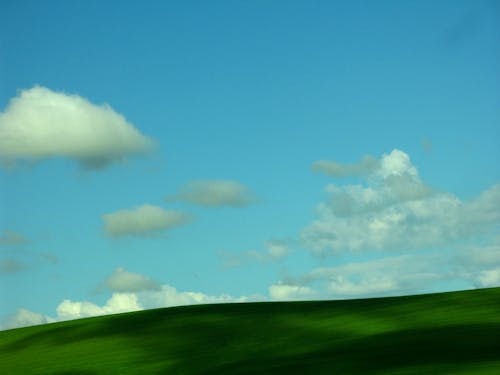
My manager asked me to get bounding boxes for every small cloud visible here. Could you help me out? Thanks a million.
[312,155,379,178]
[265,240,292,259]
[168,180,257,207]
[0,86,156,170]
[268,283,315,301]
[98,267,161,293]
[219,240,292,268]
[421,138,433,153]
[0,259,28,274]
[0,230,29,246]
[102,204,193,238]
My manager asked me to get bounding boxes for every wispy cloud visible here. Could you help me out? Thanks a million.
[0,258,28,274]
[168,180,258,207]
[0,230,29,246]
[312,155,379,178]
[102,204,193,238]
[0,86,156,170]
[219,239,292,268]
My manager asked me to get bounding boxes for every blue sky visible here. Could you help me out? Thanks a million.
[0,0,499,328]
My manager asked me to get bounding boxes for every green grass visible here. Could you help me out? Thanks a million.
[1,287,500,374]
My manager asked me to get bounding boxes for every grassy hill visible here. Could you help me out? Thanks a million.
[1,287,500,374]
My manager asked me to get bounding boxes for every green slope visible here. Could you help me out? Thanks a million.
[1,287,500,374]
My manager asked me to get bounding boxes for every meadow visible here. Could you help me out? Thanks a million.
[1,287,499,374]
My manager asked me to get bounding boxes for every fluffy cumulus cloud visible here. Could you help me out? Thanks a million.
[0,86,155,169]
[302,149,500,256]
[0,230,29,245]
[168,180,257,207]
[2,282,253,329]
[219,239,292,268]
[98,267,161,293]
[57,293,142,320]
[103,204,192,237]
[1,308,54,330]
[138,285,249,309]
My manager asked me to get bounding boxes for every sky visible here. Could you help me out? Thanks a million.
[0,0,499,329]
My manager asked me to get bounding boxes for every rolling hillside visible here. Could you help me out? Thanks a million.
[1,287,500,374]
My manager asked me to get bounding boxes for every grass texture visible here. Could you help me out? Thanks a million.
[1,287,499,374]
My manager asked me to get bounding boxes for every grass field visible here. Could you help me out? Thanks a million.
[1,287,499,374]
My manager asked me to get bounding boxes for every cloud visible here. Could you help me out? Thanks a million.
[268,283,316,301]
[102,204,192,237]
[0,86,155,170]
[301,149,499,256]
[275,237,500,300]
[98,267,161,293]
[0,230,29,245]
[57,293,142,320]
[475,269,500,288]
[265,240,292,259]
[168,180,257,207]
[304,254,448,298]
[421,138,433,153]
[1,308,54,330]
[1,278,259,329]
[312,155,379,178]
[137,285,249,309]
[39,252,59,264]
[219,239,292,268]
[0,259,28,274]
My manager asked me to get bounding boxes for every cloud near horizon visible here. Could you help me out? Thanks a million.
[168,180,258,207]
[102,205,193,237]
[0,86,155,170]
[1,282,256,329]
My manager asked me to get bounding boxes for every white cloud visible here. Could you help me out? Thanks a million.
[302,149,500,256]
[268,283,316,301]
[312,154,379,178]
[475,269,500,288]
[168,180,257,207]
[0,86,155,169]
[1,281,255,329]
[1,308,54,330]
[98,268,161,293]
[138,285,249,309]
[102,204,192,237]
[0,230,28,245]
[56,293,142,320]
